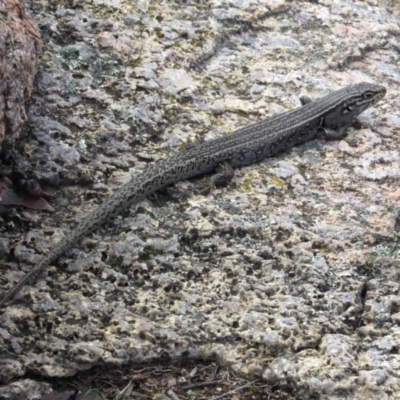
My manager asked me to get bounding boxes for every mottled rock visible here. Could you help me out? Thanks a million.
[0,0,399,399]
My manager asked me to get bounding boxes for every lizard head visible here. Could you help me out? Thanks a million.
[323,82,386,131]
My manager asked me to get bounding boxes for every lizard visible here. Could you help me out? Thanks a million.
[0,82,386,307]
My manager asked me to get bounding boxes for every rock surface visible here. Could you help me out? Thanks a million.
[0,0,399,399]
[0,0,42,148]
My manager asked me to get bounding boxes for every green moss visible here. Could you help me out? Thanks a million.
[242,172,254,191]
[106,258,119,267]
[250,385,258,394]
[127,58,141,69]
[177,141,194,151]
[89,59,120,84]
[148,3,158,14]
[364,242,399,279]
[154,27,164,39]
[223,79,237,89]
[19,120,33,141]
[54,48,82,70]
[363,261,377,280]
[47,284,57,299]
[138,246,164,262]
[270,176,286,189]
[209,115,223,126]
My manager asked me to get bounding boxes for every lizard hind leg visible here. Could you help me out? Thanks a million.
[210,161,235,187]
[195,162,235,195]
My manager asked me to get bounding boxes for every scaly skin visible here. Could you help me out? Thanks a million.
[0,83,386,307]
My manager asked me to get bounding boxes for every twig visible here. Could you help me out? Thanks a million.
[181,380,221,390]
[211,379,260,400]
[167,389,180,400]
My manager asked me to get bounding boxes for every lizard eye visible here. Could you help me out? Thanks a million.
[347,105,354,112]
[364,92,374,99]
